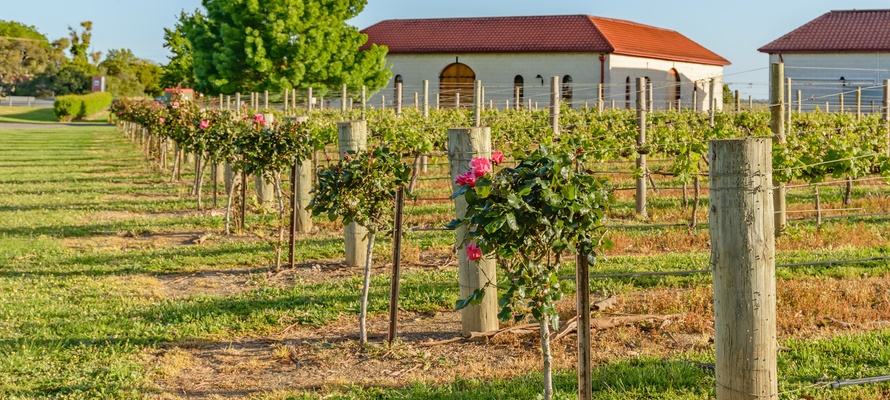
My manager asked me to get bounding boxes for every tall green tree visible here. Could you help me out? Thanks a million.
[68,21,93,65]
[99,48,163,97]
[0,21,52,95]
[182,0,390,95]
[160,12,196,89]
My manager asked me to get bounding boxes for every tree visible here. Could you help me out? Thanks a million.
[181,0,390,95]
[52,62,95,95]
[68,21,93,65]
[0,21,52,95]
[160,12,196,89]
[100,48,163,97]
[723,84,734,108]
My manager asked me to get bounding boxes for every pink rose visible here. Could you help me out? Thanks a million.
[158,117,165,124]
[491,152,504,165]
[199,120,211,130]
[469,157,492,177]
[253,114,266,126]
[455,170,476,187]
[466,242,482,261]
[172,102,180,108]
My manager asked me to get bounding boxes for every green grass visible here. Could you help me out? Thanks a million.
[0,106,110,124]
[1,125,890,398]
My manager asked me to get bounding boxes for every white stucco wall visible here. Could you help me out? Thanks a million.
[361,53,725,112]
[607,55,725,111]
[366,53,606,110]
[767,53,890,112]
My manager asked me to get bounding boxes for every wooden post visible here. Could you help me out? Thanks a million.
[693,84,699,112]
[338,120,369,267]
[598,83,604,114]
[797,90,802,113]
[551,76,560,136]
[308,87,313,112]
[448,127,498,335]
[414,92,419,109]
[254,114,277,205]
[884,80,890,156]
[219,94,224,110]
[396,81,403,116]
[381,95,386,110]
[647,80,654,111]
[423,80,429,118]
[856,86,862,122]
[361,86,367,119]
[514,87,521,110]
[235,93,241,114]
[839,93,845,113]
[436,93,440,110]
[748,95,753,110]
[283,89,288,113]
[292,153,313,234]
[341,84,348,113]
[770,63,786,236]
[388,187,405,345]
[293,89,298,112]
[576,254,592,400]
[474,80,481,127]
[636,77,648,218]
[709,137,777,400]
[709,79,717,127]
[786,78,792,130]
[734,90,740,113]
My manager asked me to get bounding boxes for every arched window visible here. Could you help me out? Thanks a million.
[393,75,403,104]
[562,75,573,107]
[625,77,631,109]
[514,75,524,104]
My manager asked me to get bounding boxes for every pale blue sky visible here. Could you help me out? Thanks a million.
[5,0,889,98]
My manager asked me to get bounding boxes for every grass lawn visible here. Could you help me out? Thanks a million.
[1,124,889,399]
[0,106,110,124]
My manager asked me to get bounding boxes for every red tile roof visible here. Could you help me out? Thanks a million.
[360,15,730,66]
[759,10,890,53]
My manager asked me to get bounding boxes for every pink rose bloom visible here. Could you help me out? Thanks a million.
[172,102,180,108]
[158,117,165,124]
[253,114,266,126]
[455,170,476,187]
[199,120,211,130]
[469,157,492,177]
[491,152,505,165]
[466,242,482,261]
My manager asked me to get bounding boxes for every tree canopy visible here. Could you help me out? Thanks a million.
[160,12,196,89]
[181,0,390,95]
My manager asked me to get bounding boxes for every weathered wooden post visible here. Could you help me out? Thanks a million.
[576,253,592,400]
[856,86,862,122]
[448,127,498,335]
[598,83,604,114]
[749,95,753,110]
[338,120,369,267]
[786,78,792,130]
[647,79,654,111]
[550,76,560,136]
[227,95,231,111]
[254,113,276,205]
[219,94,224,110]
[396,81,403,116]
[414,92,419,109]
[839,93,845,113]
[797,90,802,113]
[514,86,521,110]
[264,90,269,110]
[307,87,313,112]
[290,117,313,235]
[474,80,482,127]
[709,79,717,127]
[710,137,777,400]
[423,80,430,118]
[884,80,890,157]
[770,63,786,236]
[283,89,289,113]
[693,83,699,112]
[341,84,348,113]
[636,77,648,218]
[236,93,241,113]
[360,86,367,119]
[734,90,740,113]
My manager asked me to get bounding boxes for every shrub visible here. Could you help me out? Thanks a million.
[53,92,113,121]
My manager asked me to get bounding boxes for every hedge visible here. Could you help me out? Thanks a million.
[54,92,113,122]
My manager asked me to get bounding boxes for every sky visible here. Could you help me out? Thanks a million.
[4,0,890,99]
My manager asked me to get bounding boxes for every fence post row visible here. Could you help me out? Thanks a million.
[709,137,777,400]
[337,120,370,267]
[635,77,648,218]
[770,62,786,236]
[447,127,498,335]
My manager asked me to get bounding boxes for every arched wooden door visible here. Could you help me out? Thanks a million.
[439,63,475,108]
[668,69,681,109]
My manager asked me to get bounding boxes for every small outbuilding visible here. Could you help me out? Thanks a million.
[361,15,730,111]
[759,9,890,112]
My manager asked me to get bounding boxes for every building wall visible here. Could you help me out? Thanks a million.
[362,52,725,111]
[768,53,890,112]
[607,55,725,111]
[368,53,605,110]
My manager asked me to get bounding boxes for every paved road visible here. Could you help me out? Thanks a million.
[1,97,55,107]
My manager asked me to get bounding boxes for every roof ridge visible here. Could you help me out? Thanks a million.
[585,16,616,52]
[588,15,680,34]
[829,9,890,13]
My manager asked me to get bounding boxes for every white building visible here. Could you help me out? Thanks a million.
[361,15,730,111]
[759,9,890,112]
